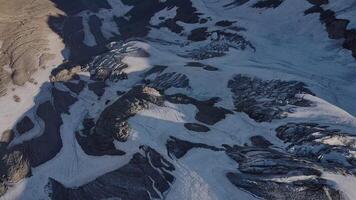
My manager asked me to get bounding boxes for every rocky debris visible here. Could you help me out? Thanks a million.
[185,62,219,71]
[305,1,356,59]
[15,116,34,135]
[0,130,14,144]
[88,42,147,81]
[224,145,343,199]
[250,135,272,147]
[252,0,284,8]
[184,123,210,132]
[165,94,233,125]
[149,72,190,91]
[0,145,31,197]
[47,146,175,200]
[276,123,356,174]
[186,30,254,60]
[88,81,107,98]
[50,65,82,82]
[228,74,314,122]
[166,136,223,159]
[12,95,21,102]
[77,86,163,156]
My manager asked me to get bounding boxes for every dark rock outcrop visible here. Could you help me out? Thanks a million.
[276,123,356,174]
[88,42,147,81]
[165,94,233,125]
[186,30,254,60]
[63,80,85,95]
[184,123,210,132]
[188,27,209,42]
[224,145,344,199]
[305,1,356,59]
[149,72,190,91]
[252,0,284,8]
[77,86,163,156]
[250,135,272,147]
[0,87,77,195]
[16,116,34,135]
[88,81,107,98]
[48,146,175,200]
[166,136,223,159]
[228,74,314,122]
[185,62,219,71]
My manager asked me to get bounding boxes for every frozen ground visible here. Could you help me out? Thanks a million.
[0,0,356,199]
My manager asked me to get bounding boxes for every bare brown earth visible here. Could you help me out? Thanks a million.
[0,0,63,96]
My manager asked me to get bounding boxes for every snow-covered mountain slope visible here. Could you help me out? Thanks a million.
[1,0,356,199]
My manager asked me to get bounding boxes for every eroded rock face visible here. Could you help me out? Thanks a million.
[224,145,344,200]
[47,146,175,200]
[228,74,314,122]
[0,0,63,94]
[77,86,163,156]
[276,123,356,174]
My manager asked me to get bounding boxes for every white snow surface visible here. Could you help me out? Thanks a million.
[1,0,356,199]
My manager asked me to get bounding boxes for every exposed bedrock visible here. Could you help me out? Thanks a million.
[185,62,219,71]
[186,30,254,60]
[165,93,233,125]
[224,145,344,200]
[224,0,285,9]
[0,0,62,94]
[63,80,86,95]
[88,81,107,98]
[149,72,190,91]
[88,42,149,81]
[15,116,34,135]
[228,74,314,122]
[305,1,356,59]
[47,146,175,200]
[276,123,356,174]
[77,86,163,156]
[249,135,273,148]
[0,86,77,195]
[184,123,210,133]
[166,136,223,159]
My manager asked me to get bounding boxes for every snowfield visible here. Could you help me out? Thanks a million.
[1,0,356,199]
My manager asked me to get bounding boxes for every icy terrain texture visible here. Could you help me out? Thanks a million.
[1,0,356,199]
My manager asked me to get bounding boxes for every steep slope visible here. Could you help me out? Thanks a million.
[0,0,356,199]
